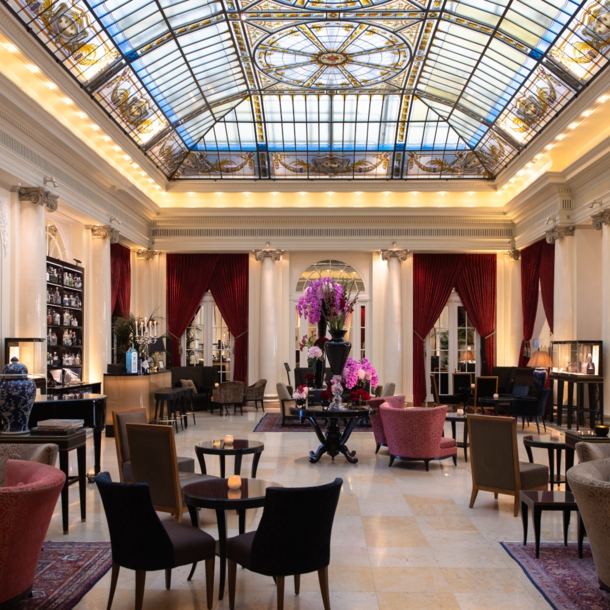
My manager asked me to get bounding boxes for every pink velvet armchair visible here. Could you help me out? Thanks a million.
[0,460,65,605]
[368,395,405,454]
[380,405,457,470]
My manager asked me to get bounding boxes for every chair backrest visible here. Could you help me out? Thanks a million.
[512,384,530,397]
[294,367,314,387]
[276,382,293,401]
[381,382,396,397]
[576,442,610,463]
[453,372,472,392]
[218,381,245,402]
[250,478,343,576]
[380,405,447,458]
[492,366,515,394]
[536,388,552,416]
[201,366,218,388]
[95,472,174,571]
[474,376,498,406]
[112,408,147,481]
[384,395,405,409]
[126,423,182,516]
[512,367,535,389]
[248,379,267,398]
[0,460,65,604]
[430,374,440,405]
[467,415,519,493]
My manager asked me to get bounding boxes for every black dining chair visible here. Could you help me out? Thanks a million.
[226,478,343,610]
[512,388,551,433]
[95,472,216,610]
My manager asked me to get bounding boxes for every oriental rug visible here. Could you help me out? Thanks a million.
[17,541,111,610]
[253,412,371,433]
[501,541,610,610]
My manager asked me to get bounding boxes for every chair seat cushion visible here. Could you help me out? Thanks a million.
[519,461,549,490]
[163,521,216,567]
[177,457,195,474]
[440,437,457,449]
[226,531,255,570]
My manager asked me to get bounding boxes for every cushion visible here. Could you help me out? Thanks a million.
[163,521,216,567]
[440,438,456,449]
[180,379,197,391]
[519,461,548,490]
[177,457,195,474]
[226,531,256,569]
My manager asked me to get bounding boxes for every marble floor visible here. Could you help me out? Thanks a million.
[44,406,571,609]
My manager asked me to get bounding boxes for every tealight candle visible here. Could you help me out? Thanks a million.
[493,393,499,399]
[228,474,241,489]
[456,408,464,417]
[224,435,234,445]
[550,430,561,440]
[470,384,475,389]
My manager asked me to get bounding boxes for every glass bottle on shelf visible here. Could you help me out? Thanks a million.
[47,309,52,324]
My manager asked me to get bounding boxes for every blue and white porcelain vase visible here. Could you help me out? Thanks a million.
[0,358,37,435]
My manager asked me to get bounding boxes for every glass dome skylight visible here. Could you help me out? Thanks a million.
[5,0,610,180]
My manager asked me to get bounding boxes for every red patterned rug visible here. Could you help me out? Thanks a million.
[253,412,371,433]
[502,542,610,609]
[17,541,111,609]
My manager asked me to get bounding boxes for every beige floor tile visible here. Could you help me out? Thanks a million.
[371,566,452,593]
[362,516,429,548]
[377,591,461,609]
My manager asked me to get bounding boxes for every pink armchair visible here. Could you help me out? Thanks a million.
[380,405,457,470]
[368,395,405,454]
[0,460,65,605]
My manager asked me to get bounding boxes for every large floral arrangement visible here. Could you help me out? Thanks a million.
[297,277,359,331]
[342,357,379,390]
[293,385,309,401]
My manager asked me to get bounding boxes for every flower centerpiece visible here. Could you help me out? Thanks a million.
[349,388,371,407]
[342,357,379,390]
[304,373,316,388]
[292,384,309,406]
[319,390,332,408]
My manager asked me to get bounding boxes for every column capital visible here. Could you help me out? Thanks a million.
[380,242,409,262]
[18,187,58,212]
[254,242,283,262]
[592,209,610,230]
[89,224,120,244]
[136,249,160,261]
[545,224,574,244]
[504,239,520,260]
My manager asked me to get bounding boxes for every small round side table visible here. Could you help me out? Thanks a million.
[523,433,566,490]
[195,439,264,478]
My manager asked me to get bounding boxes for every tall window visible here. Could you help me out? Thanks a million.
[184,292,232,382]
[294,259,367,369]
[427,290,479,400]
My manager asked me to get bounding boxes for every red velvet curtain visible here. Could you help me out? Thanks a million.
[413,254,465,407]
[110,243,131,319]
[209,254,249,385]
[539,241,555,334]
[455,254,497,375]
[519,241,542,366]
[166,254,219,366]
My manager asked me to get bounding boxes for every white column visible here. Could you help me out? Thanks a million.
[135,249,158,319]
[18,188,57,338]
[88,225,115,383]
[382,245,408,394]
[548,226,576,341]
[594,210,610,419]
[255,243,282,397]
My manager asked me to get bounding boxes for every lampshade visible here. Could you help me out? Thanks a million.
[528,350,553,368]
[459,350,474,362]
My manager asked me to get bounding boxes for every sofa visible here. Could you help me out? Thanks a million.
[0,443,58,486]
[170,366,217,411]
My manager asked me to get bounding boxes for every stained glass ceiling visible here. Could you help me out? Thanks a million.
[5,0,610,180]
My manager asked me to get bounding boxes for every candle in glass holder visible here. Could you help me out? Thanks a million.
[228,474,241,489]
[550,430,561,440]
[470,384,475,389]
[493,393,499,399]
[456,408,464,417]
[224,434,234,445]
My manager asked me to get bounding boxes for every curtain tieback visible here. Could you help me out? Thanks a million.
[234,330,249,339]
[413,330,426,342]
[484,331,495,339]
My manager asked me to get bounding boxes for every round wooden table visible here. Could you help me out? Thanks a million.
[523,433,567,490]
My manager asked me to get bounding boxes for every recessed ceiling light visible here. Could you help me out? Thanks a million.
[215,192,223,196]
[272,192,278,196]
[101,135,111,142]
[243,192,251,196]
[438,191,446,196]
[299,192,306,196]
[76,112,87,119]
[411,191,419,195]
[581,109,594,117]
[3,43,17,53]
[188,192,194,196]
[61,97,73,105]
[44,82,57,90]
[25,64,40,73]
[568,122,579,130]
[544,144,554,150]
[354,191,362,195]
[122,155,130,161]
[516,170,525,176]
[112,146,121,151]
[556,134,566,140]
[467,191,473,195]
[90,124,100,131]
[327,191,334,195]
[383,191,391,196]
[598,95,609,103]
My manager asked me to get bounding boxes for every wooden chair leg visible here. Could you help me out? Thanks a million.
[375,443,380,454]
[205,556,215,610]
[135,570,146,610]
[228,559,237,610]
[294,574,300,595]
[106,562,120,610]
[165,568,171,590]
[318,566,331,610]
[514,495,520,517]
[469,488,478,508]
[276,575,285,610]
[494,493,498,499]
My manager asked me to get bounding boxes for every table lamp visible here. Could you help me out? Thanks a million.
[528,350,553,391]
[459,350,474,372]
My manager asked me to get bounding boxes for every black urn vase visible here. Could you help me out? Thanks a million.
[325,329,351,376]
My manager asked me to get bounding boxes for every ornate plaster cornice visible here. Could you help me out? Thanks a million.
[136,249,160,260]
[380,242,409,262]
[545,225,575,244]
[505,239,520,260]
[592,209,610,230]
[89,224,120,243]
[18,186,58,212]
[254,242,283,262]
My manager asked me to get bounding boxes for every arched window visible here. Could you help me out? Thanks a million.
[294,259,368,369]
